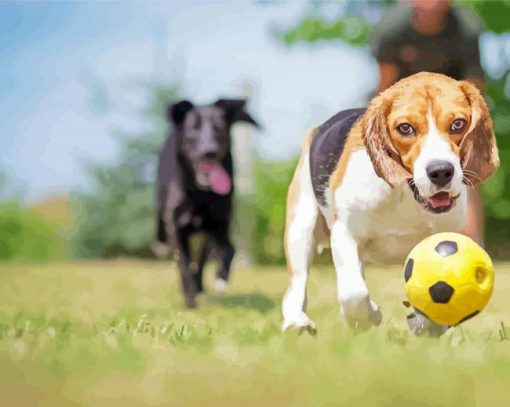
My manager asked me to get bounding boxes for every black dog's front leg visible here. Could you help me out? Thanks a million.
[213,232,235,284]
[175,227,198,308]
[193,242,210,294]
[193,232,233,294]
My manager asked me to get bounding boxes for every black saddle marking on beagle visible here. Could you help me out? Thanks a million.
[310,108,366,206]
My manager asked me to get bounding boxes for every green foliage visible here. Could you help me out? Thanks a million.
[0,200,62,261]
[274,0,510,45]
[253,158,297,264]
[273,0,394,46]
[480,73,510,252]
[72,83,179,258]
[458,0,510,34]
[274,15,371,46]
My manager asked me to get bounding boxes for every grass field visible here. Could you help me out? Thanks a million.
[0,259,509,406]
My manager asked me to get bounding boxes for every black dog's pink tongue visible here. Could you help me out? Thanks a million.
[197,162,232,195]
[428,191,451,209]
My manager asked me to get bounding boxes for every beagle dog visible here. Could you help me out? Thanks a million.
[282,72,499,335]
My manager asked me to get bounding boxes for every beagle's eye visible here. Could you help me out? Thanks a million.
[450,119,467,133]
[397,123,415,136]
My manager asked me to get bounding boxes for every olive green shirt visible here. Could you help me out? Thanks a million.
[370,5,484,81]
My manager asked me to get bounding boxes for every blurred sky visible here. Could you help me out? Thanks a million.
[0,0,379,201]
[0,1,503,201]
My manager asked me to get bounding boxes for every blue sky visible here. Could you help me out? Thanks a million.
[0,1,504,201]
[0,1,378,201]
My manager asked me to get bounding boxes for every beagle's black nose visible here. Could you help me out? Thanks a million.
[426,161,454,187]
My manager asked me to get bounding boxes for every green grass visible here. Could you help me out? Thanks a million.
[0,260,509,406]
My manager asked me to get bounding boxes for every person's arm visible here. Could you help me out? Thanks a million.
[461,52,485,245]
[462,188,485,246]
[454,8,487,245]
[376,62,400,94]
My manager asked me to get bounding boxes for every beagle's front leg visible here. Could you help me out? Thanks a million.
[331,219,382,329]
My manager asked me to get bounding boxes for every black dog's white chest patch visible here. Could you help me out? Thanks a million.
[310,108,366,206]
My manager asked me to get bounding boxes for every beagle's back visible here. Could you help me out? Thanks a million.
[310,108,366,207]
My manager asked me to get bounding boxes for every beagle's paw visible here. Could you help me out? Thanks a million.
[341,294,382,330]
[406,310,449,337]
[282,313,317,336]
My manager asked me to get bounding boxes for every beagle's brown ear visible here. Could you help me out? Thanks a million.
[459,81,499,186]
[361,95,411,187]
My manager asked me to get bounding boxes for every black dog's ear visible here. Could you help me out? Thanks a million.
[215,98,260,127]
[167,100,194,127]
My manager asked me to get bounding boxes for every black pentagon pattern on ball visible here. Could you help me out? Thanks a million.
[435,241,458,257]
[404,259,414,282]
[429,281,454,303]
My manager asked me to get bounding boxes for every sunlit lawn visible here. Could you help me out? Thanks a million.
[0,259,509,406]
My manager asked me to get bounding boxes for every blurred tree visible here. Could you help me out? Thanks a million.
[252,158,297,264]
[0,200,62,261]
[272,0,395,46]
[0,170,6,192]
[72,83,179,258]
[0,168,23,200]
[0,170,62,261]
[274,0,510,256]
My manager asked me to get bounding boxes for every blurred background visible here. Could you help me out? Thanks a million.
[1,0,510,265]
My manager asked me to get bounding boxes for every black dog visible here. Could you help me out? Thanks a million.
[155,99,259,308]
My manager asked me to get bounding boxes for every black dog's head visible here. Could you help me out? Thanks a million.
[167,99,259,195]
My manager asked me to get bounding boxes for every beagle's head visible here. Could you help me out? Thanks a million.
[362,72,499,214]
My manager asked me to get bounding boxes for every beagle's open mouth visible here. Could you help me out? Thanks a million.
[408,181,459,214]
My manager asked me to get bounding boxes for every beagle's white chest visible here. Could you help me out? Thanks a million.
[358,192,466,265]
[330,150,467,265]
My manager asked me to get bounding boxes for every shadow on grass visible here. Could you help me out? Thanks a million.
[207,292,276,313]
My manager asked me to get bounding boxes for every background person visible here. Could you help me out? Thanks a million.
[370,0,486,245]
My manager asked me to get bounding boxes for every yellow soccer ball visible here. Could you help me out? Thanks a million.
[404,232,494,326]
